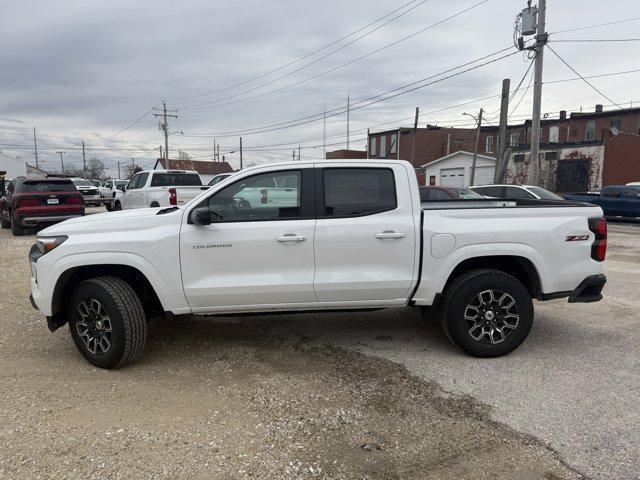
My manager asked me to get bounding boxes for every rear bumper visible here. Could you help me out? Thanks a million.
[20,214,83,226]
[568,274,607,303]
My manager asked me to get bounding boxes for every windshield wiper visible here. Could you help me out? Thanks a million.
[156,206,179,215]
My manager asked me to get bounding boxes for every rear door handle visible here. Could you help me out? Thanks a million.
[276,234,307,242]
[375,231,406,239]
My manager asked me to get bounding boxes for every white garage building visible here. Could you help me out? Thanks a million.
[422,151,496,187]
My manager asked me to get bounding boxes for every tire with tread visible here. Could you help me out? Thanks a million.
[440,268,533,358]
[114,200,122,211]
[69,276,147,369]
[105,202,113,212]
[0,209,10,229]
[10,214,25,236]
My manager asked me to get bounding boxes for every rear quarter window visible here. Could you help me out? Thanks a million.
[151,173,202,187]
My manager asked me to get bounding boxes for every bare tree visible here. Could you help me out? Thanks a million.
[122,164,142,179]
[177,150,192,161]
[85,157,106,180]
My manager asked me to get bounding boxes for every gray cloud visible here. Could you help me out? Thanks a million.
[0,0,638,176]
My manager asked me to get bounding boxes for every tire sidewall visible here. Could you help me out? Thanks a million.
[444,272,533,357]
[69,281,128,368]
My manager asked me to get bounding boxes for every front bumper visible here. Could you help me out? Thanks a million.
[82,195,103,206]
[568,274,607,303]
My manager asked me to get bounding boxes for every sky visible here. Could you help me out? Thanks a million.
[0,0,638,178]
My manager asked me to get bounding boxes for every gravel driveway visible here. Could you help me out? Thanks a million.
[1,210,635,479]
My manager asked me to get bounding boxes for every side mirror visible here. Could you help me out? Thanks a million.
[191,207,212,226]
[117,185,126,192]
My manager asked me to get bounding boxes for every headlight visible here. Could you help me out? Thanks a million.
[36,236,68,254]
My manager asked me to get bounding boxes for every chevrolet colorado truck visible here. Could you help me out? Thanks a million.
[28,160,607,369]
[115,169,209,210]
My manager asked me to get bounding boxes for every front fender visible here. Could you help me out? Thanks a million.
[37,251,191,316]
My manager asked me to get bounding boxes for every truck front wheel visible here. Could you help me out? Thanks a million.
[441,269,533,358]
[69,276,147,369]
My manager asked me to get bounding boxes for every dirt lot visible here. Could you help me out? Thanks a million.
[0,213,636,479]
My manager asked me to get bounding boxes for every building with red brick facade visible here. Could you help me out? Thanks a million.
[368,104,640,191]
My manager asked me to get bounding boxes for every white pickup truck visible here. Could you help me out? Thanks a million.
[28,160,607,369]
[114,169,210,210]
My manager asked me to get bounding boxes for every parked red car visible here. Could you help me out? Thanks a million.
[0,177,85,236]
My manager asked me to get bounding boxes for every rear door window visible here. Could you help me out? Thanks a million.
[151,173,202,187]
[474,186,505,198]
[322,168,396,217]
[505,187,535,199]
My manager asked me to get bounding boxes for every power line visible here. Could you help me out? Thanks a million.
[168,0,425,102]
[174,0,433,107]
[181,46,516,137]
[178,0,489,110]
[546,44,631,114]
[550,17,640,35]
[551,38,640,43]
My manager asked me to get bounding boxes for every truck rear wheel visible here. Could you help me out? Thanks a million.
[105,202,113,212]
[69,276,147,369]
[441,269,533,357]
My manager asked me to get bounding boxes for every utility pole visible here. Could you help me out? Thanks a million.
[298,145,301,162]
[346,93,350,150]
[366,129,370,159]
[213,139,216,162]
[529,0,547,185]
[410,107,420,165]
[466,108,483,187]
[56,151,65,174]
[292,149,296,162]
[239,137,243,170]
[153,101,178,169]
[159,146,163,160]
[118,161,121,179]
[82,140,87,175]
[495,79,511,183]
[323,102,327,159]
[33,127,39,169]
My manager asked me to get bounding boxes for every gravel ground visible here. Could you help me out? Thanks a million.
[0,210,583,479]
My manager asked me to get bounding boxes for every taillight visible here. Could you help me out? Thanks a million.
[168,188,177,206]
[19,198,40,208]
[260,188,268,204]
[588,217,607,262]
[67,197,83,205]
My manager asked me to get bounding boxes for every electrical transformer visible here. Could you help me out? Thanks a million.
[520,6,538,36]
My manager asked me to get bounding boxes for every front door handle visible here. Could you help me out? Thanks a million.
[375,231,406,239]
[276,234,307,242]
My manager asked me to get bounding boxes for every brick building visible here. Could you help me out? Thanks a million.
[368,104,640,190]
[325,149,367,159]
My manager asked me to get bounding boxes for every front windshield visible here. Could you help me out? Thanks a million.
[527,186,563,200]
[455,188,484,199]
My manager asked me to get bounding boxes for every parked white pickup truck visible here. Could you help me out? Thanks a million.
[28,160,607,369]
[114,169,209,210]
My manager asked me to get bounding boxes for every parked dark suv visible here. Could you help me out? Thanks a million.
[0,177,85,235]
